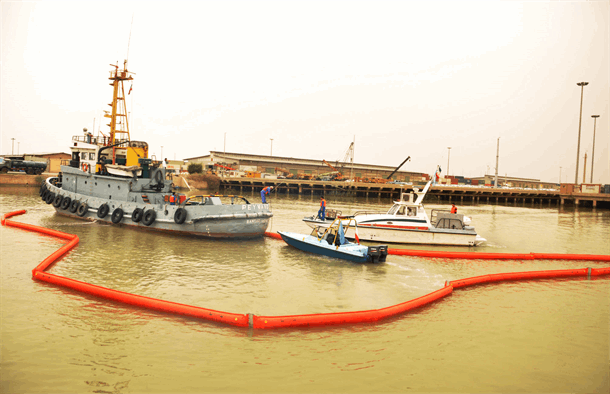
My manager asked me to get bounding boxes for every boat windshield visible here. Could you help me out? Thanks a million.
[388,204,411,215]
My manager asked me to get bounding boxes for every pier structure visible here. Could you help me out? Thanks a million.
[219,178,610,209]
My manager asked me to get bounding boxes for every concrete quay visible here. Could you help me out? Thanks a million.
[219,178,610,209]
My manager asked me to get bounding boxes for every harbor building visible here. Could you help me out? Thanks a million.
[184,151,429,183]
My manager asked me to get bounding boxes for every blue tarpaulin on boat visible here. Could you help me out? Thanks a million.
[338,222,347,245]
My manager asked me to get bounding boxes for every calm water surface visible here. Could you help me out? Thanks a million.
[1,186,609,393]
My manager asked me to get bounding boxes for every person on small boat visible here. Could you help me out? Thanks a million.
[261,186,273,203]
[451,203,457,214]
[317,195,326,221]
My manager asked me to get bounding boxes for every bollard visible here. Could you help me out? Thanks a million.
[248,313,254,328]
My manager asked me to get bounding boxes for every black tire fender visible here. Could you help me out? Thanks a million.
[111,208,124,223]
[131,208,143,222]
[142,209,156,226]
[45,192,55,204]
[53,194,63,208]
[174,208,187,224]
[76,203,88,217]
[60,196,71,210]
[69,200,80,213]
[97,203,110,218]
[153,169,163,184]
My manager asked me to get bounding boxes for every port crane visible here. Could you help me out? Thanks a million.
[386,156,411,180]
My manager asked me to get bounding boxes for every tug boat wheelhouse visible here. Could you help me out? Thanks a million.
[303,182,486,246]
[41,61,272,238]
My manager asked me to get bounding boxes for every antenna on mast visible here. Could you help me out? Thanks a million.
[126,14,134,67]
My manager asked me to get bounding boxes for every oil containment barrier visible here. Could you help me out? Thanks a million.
[3,210,610,330]
[266,231,610,261]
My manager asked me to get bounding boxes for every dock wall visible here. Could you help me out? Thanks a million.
[220,178,610,209]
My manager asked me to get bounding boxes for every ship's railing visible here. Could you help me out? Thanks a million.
[430,209,452,226]
[72,135,110,146]
[184,194,252,206]
[351,210,386,217]
[109,70,134,80]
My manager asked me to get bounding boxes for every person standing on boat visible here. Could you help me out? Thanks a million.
[261,186,273,204]
[451,203,457,214]
[318,195,326,221]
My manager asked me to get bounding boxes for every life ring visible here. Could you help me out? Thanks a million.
[111,208,124,223]
[60,196,71,210]
[76,203,88,217]
[174,208,187,224]
[97,203,109,218]
[69,200,80,213]
[142,209,156,226]
[131,208,143,222]
[53,194,63,208]
[45,192,55,204]
[81,162,90,172]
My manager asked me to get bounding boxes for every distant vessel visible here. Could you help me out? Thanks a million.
[303,181,486,246]
[40,61,272,238]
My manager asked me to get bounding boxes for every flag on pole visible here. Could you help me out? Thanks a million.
[128,84,133,95]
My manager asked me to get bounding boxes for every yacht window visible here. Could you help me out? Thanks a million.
[81,152,87,160]
[388,205,399,215]
[397,206,406,215]
[407,208,415,216]
[89,152,95,160]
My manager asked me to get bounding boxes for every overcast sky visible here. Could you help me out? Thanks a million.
[2,1,608,183]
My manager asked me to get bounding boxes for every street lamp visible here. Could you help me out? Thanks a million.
[590,115,600,183]
[11,138,15,155]
[446,147,451,176]
[575,82,589,184]
[270,138,273,156]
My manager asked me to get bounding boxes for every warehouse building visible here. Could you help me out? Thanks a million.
[184,151,428,182]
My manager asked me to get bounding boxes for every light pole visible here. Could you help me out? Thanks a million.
[590,115,600,183]
[494,137,500,187]
[11,138,15,155]
[446,147,451,176]
[270,138,273,156]
[575,82,589,184]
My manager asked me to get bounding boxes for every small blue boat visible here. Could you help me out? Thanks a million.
[279,217,388,263]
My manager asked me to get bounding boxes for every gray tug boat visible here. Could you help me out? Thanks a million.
[40,61,272,238]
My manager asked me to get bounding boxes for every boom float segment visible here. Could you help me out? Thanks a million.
[3,211,610,330]
[267,231,610,261]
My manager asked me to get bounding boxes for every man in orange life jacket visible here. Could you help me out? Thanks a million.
[451,203,457,214]
[318,195,326,221]
[169,192,177,205]
[261,186,273,203]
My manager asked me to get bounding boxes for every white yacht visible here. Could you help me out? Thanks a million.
[303,181,486,246]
